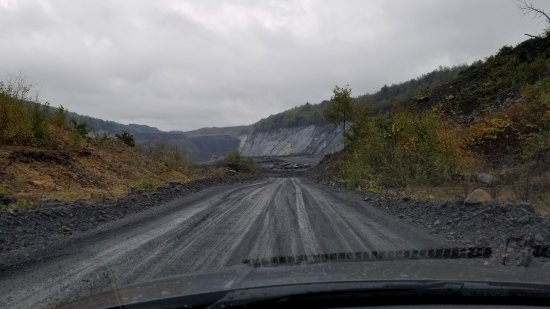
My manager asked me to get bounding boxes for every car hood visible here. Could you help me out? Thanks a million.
[61,258,550,308]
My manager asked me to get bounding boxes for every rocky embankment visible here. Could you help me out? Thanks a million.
[366,193,550,245]
[239,124,343,156]
[372,194,550,266]
[312,177,550,266]
[307,151,550,265]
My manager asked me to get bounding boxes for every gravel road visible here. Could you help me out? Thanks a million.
[0,177,445,308]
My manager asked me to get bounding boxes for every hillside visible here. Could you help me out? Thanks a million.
[0,85,232,208]
[323,34,550,213]
[249,65,465,133]
[0,140,196,204]
[181,125,250,138]
[21,103,251,163]
[237,65,466,156]
[55,109,247,163]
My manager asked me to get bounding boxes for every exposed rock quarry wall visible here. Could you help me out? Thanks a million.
[238,125,343,156]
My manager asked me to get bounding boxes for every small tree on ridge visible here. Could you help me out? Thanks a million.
[323,85,353,147]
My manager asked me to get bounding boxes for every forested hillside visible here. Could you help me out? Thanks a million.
[252,65,464,132]
[253,102,329,132]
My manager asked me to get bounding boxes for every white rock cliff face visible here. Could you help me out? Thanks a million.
[238,124,343,156]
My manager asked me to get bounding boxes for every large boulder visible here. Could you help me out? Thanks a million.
[465,188,493,205]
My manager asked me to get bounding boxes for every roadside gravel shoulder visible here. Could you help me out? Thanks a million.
[0,175,263,271]
[308,174,550,265]
[306,152,550,259]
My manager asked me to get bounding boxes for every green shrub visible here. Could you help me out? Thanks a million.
[518,79,550,163]
[131,180,159,193]
[90,192,106,204]
[139,140,190,171]
[0,187,8,197]
[0,76,72,146]
[466,77,550,161]
[343,109,476,189]
[69,119,90,138]
[455,87,479,113]
[223,151,259,175]
[90,132,111,144]
[0,76,44,145]
[3,199,38,211]
[49,105,68,128]
[115,130,135,147]
[30,102,49,143]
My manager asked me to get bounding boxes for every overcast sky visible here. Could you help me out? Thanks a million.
[0,0,548,131]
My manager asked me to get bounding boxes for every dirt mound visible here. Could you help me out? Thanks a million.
[307,151,345,183]
[0,140,199,204]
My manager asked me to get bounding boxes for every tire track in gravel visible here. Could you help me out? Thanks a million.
[0,179,273,309]
[292,178,322,255]
[0,177,445,309]
[297,178,442,252]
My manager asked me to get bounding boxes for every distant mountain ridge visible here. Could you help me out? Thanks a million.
[62,111,246,163]
[63,65,467,161]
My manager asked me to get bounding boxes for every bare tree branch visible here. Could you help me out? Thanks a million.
[517,0,550,24]
[517,0,549,38]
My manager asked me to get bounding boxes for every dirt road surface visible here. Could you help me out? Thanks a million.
[0,177,445,308]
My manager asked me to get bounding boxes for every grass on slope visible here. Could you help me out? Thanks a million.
[0,138,226,206]
[0,76,227,208]
[336,35,550,214]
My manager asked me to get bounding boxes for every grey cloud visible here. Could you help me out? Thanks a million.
[0,0,548,130]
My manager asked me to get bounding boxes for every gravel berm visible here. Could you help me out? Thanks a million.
[0,175,261,270]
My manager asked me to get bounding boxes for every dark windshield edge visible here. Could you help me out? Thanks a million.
[106,280,550,309]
